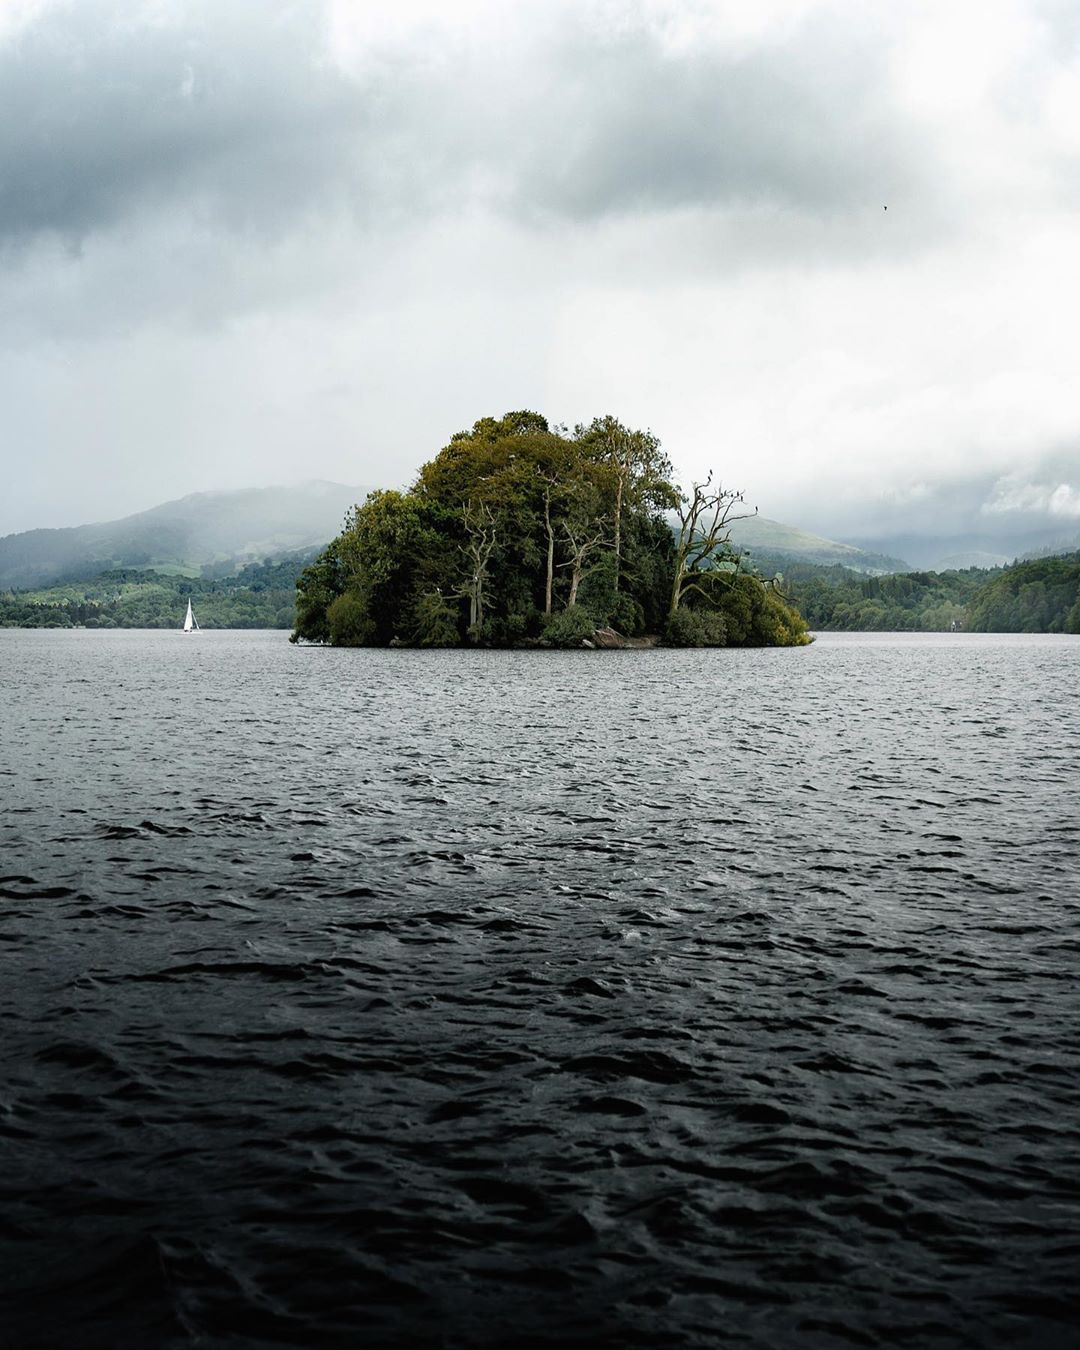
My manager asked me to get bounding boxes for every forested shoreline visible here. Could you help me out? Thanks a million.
[781,553,1080,633]
[4,456,1078,640]
[290,411,810,649]
[967,554,1080,632]
[0,555,311,630]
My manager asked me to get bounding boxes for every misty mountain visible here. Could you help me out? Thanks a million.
[1020,531,1080,563]
[844,524,1080,572]
[3,483,918,592]
[727,515,911,574]
[0,482,370,590]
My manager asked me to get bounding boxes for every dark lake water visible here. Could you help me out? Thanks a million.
[2,629,1079,1348]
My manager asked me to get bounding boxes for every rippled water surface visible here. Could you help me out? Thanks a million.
[2,629,1079,1348]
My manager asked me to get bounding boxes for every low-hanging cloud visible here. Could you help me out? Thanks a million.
[983,472,1080,518]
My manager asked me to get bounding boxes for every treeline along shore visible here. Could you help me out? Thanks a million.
[780,553,1080,634]
[3,414,1079,638]
[290,411,809,649]
[0,556,310,630]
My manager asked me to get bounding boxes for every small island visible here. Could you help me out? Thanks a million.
[291,411,811,649]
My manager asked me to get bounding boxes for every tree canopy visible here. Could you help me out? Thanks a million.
[0,555,311,629]
[291,411,810,649]
[967,553,1080,633]
[778,552,1080,633]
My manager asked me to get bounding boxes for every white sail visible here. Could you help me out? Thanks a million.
[183,599,195,633]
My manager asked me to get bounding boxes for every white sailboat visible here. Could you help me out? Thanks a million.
[182,599,200,634]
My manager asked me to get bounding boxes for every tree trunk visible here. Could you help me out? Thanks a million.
[460,499,497,642]
[568,563,582,608]
[669,563,684,618]
[669,477,753,617]
[613,474,624,588]
[560,523,607,611]
[544,490,555,615]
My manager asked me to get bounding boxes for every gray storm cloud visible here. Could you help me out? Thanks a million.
[0,0,926,249]
[500,25,923,224]
[0,0,1077,553]
[0,1,368,244]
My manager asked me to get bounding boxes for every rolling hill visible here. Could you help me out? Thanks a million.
[0,481,370,590]
[726,515,911,574]
[3,484,913,592]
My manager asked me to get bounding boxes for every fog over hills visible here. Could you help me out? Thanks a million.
[726,515,910,574]
[0,482,369,590]
[10,476,1077,593]
[1020,532,1080,563]
[3,478,915,592]
[847,523,1080,573]
[936,552,1012,572]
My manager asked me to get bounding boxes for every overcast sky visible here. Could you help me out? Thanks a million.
[1,0,1078,554]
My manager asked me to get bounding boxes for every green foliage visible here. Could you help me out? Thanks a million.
[411,590,461,646]
[622,513,676,633]
[572,415,680,519]
[762,550,1080,635]
[327,590,375,646]
[0,552,318,631]
[480,610,537,646]
[292,542,345,642]
[920,601,968,632]
[751,585,812,646]
[967,553,1080,633]
[609,591,645,637]
[544,605,596,647]
[698,577,809,646]
[334,490,442,644]
[675,575,799,648]
[292,410,810,650]
[782,562,1001,631]
[777,553,1080,634]
[664,607,727,646]
[578,551,619,624]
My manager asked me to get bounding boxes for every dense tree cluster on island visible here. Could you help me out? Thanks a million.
[290,411,811,649]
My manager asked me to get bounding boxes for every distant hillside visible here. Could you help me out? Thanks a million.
[0,552,317,629]
[1019,533,1080,563]
[0,481,369,590]
[844,524,1079,572]
[779,552,1080,633]
[6,487,907,590]
[968,552,1080,633]
[785,563,1001,631]
[936,551,1011,571]
[727,515,911,574]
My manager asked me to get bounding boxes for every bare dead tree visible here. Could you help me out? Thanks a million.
[574,417,673,591]
[539,470,559,615]
[601,420,631,587]
[457,499,499,639]
[669,475,757,618]
[558,515,609,609]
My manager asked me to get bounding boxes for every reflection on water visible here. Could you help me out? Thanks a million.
[1,630,1079,1347]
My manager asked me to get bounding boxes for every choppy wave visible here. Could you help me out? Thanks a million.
[1,629,1078,1347]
